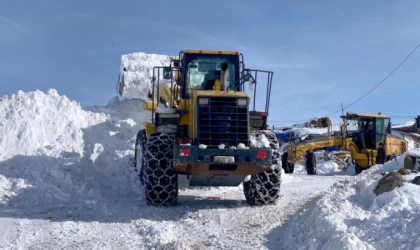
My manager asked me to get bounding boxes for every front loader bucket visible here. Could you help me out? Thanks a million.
[116,52,174,100]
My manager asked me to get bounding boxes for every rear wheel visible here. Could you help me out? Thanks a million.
[143,132,178,206]
[355,164,363,175]
[288,162,295,174]
[243,130,282,205]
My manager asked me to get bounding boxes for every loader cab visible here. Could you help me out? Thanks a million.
[343,113,391,150]
[178,50,242,98]
[157,49,274,134]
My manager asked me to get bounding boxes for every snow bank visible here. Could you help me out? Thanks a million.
[392,120,415,129]
[293,161,354,176]
[317,160,342,175]
[274,124,341,136]
[293,150,354,176]
[117,52,174,100]
[0,89,104,161]
[275,156,420,249]
[406,148,420,158]
[274,127,328,138]
[0,89,147,210]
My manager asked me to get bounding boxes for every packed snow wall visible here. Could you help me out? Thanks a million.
[116,52,175,100]
[0,89,149,209]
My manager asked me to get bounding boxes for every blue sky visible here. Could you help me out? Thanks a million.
[0,0,419,126]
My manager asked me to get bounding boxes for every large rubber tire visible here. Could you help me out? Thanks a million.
[288,162,295,174]
[143,132,178,206]
[243,130,282,205]
[134,129,146,185]
[355,164,363,175]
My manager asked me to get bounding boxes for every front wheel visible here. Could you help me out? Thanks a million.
[243,130,282,205]
[143,132,178,206]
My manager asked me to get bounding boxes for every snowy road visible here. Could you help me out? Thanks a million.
[1,55,418,249]
[0,174,348,250]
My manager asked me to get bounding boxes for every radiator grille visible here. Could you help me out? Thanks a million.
[197,97,249,147]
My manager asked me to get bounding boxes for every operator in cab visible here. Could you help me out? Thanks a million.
[376,142,386,164]
[364,121,374,148]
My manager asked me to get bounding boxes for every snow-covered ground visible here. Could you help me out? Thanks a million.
[3,89,417,249]
[0,89,352,249]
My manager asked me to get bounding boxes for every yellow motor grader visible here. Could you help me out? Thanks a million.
[286,113,408,174]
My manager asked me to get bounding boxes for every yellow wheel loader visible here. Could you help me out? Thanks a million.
[133,50,281,206]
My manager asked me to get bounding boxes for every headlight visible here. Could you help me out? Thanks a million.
[199,98,209,105]
[237,98,247,106]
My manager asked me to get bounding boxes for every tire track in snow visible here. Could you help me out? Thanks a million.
[0,175,347,249]
[134,175,349,250]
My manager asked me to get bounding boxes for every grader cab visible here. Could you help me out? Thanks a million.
[341,112,408,174]
[134,50,282,206]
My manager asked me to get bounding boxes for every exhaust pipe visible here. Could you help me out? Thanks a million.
[220,62,228,91]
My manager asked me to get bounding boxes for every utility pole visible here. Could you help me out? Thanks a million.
[341,102,344,116]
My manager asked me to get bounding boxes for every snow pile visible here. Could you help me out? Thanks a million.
[293,160,353,176]
[406,148,420,158]
[273,124,341,138]
[0,89,147,210]
[250,134,270,148]
[275,155,420,249]
[392,120,415,129]
[117,52,174,100]
[0,89,104,161]
[316,160,341,175]
[274,127,327,138]
[293,150,354,176]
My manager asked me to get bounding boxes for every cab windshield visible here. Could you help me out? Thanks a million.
[345,117,360,134]
[345,116,390,149]
[186,56,236,93]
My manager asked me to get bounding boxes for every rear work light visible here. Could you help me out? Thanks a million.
[178,138,192,144]
[257,150,267,159]
[180,148,191,157]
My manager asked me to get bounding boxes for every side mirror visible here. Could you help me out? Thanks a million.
[248,77,255,91]
[243,69,252,82]
[163,67,172,80]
